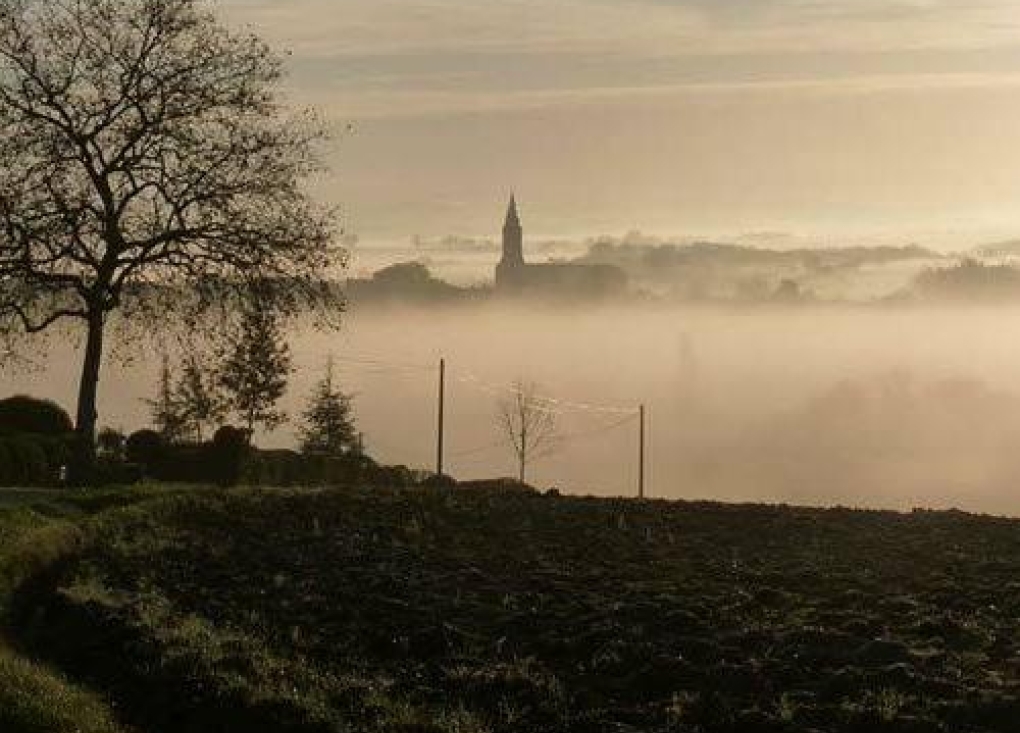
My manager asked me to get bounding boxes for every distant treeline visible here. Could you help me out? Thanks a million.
[911,259,1020,302]
[341,244,1020,307]
[578,240,942,302]
[346,262,486,305]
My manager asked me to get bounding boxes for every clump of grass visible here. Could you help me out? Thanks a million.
[0,486,183,733]
[0,520,84,605]
[0,644,124,733]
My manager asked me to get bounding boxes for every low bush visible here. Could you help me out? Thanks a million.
[125,430,165,471]
[0,396,73,437]
[209,426,248,487]
[0,435,62,487]
[0,442,11,486]
[107,425,425,490]
[91,459,144,488]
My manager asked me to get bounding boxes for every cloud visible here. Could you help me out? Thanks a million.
[215,0,1020,242]
[220,0,1020,119]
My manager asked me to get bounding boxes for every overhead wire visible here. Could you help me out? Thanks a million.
[327,352,639,417]
[321,352,645,485]
[451,370,638,416]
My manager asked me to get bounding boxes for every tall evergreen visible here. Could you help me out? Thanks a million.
[218,305,292,441]
[300,359,357,456]
[148,354,187,443]
[176,355,226,442]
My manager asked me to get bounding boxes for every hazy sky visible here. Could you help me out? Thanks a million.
[221,0,1020,247]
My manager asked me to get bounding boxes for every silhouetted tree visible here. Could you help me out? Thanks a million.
[300,358,356,455]
[0,0,342,483]
[147,355,186,443]
[497,380,560,484]
[218,303,292,441]
[176,354,226,442]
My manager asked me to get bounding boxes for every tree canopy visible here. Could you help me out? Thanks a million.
[0,0,344,479]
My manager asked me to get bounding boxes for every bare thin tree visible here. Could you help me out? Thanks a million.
[0,0,343,481]
[497,380,560,485]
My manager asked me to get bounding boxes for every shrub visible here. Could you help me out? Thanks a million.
[0,396,73,436]
[0,442,11,487]
[125,430,165,470]
[209,426,249,487]
[97,428,126,461]
[1,436,51,486]
[37,436,71,479]
[152,444,210,484]
[367,464,417,488]
[421,474,458,490]
[91,459,144,488]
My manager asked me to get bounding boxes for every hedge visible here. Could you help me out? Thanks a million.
[0,434,69,487]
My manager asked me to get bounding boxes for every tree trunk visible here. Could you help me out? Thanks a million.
[519,450,526,484]
[70,308,105,486]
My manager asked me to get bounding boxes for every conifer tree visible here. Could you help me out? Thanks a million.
[148,355,187,443]
[218,305,292,441]
[300,359,357,456]
[176,355,227,442]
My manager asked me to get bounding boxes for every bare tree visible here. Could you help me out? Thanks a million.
[0,0,343,481]
[497,380,560,485]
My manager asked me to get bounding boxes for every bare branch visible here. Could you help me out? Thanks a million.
[496,380,561,484]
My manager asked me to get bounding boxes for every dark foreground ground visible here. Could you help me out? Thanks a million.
[7,486,1020,732]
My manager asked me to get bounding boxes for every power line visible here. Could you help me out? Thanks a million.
[452,370,638,416]
[329,353,638,418]
[555,413,640,449]
[329,352,650,497]
[332,354,435,373]
[450,413,637,461]
[449,439,506,459]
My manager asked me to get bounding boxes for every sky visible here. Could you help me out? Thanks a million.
[220,0,1020,248]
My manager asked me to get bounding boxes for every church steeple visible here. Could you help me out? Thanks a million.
[501,193,524,267]
[496,193,525,287]
[505,194,520,229]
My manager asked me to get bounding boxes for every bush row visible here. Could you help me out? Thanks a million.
[124,427,426,489]
[0,435,70,488]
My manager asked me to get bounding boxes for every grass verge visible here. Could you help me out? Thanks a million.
[0,484,186,733]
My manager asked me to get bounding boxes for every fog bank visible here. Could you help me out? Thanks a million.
[6,303,1020,515]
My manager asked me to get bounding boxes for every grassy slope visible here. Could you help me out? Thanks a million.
[10,486,1020,733]
[0,486,190,733]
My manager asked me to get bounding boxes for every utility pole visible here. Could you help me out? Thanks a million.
[638,404,647,500]
[436,358,446,476]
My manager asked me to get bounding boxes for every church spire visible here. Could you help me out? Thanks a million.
[499,192,524,276]
[505,193,520,228]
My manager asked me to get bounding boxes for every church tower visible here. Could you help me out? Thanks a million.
[496,194,525,288]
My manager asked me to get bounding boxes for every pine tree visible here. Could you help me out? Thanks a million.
[148,354,187,443]
[218,305,292,442]
[300,359,357,456]
[176,355,226,442]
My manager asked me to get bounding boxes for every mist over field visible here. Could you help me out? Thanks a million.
[9,297,1020,515]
